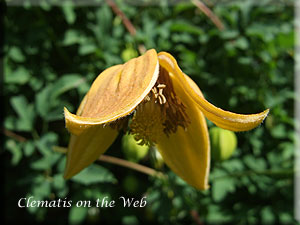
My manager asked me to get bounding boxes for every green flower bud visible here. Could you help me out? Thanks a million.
[121,45,138,62]
[209,127,237,161]
[122,134,149,162]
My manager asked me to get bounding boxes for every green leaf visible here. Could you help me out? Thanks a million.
[261,207,275,224]
[32,180,51,199]
[97,5,112,34]
[212,170,236,202]
[31,153,61,171]
[122,216,139,225]
[79,43,97,55]
[24,141,35,156]
[57,157,67,173]
[50,74,84,101]
[220,30,239,39]
[10,95,35,131]
[40,0,52,11]
[63,30,82,46]
[170,21,203,35]
[71,164,117,185]
[6,139,22,165]
[206,204,231,223]
[4,116,15,130]
[29,76,43,91]
[53,174,66,190]
[35,132,58,156]
[234,37,249,50]
[222,159,244,172]
[8,46,25,62]
[36,84,53,118]
[69,206,88,225]
[276,30,294,49]
[62,3,76,25]
[243,155,266,170]
[11,95,30,120]
[271,124,286,139]
[36,75,84,119]
[5,67,31,84]
[174,2,195,14]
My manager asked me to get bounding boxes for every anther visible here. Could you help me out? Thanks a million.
[157,84,167,105]
[158,87,164,95]
[151,84,167,105]
[158,95,166,104]
[151,87,158,98]
[157,84,166,88]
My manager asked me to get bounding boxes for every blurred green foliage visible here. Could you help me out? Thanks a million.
[3,0,296,224]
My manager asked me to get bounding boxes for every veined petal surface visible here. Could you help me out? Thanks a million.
[64,126,118,179]
[65,49,159,135]
[64,94,119,179]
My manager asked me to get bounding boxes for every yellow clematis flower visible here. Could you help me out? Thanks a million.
[63,49,269,190]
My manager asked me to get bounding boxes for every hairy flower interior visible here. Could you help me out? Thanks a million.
[110,66,190,145]
[129,95,165,145]
[130,66,191,145]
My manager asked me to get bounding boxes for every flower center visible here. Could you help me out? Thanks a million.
[129,96,165,145]
[129,66,190,145]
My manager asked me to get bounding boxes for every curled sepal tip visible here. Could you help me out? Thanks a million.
[158,52,269,132]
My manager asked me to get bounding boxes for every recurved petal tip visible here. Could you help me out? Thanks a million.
[158,51,270,132]
[195,101,270,132]
[64,107,92,136]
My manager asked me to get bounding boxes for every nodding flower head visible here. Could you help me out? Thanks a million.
[63,49,269,190]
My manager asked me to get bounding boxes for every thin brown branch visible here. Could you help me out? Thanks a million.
[52,145,68,154]
[190,210,204,225]
[191,0,224,31]
[99,155,165,178]
[105,0,136,36]
[202,0,213,7]
[3,129,27,142]
[105,0,146,55]
[52,146,165,178]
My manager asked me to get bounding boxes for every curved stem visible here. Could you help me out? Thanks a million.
[105,0,146,54]
[191,0,224,30]
[105,0,136,36]
[3,129,27,142]
[53,146,165,178]
[99,155,165,178]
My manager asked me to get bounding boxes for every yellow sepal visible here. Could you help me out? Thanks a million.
[64,49,159,135]
[64,126,118,179]
[158,52,269,132]
[156,72,210,190]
